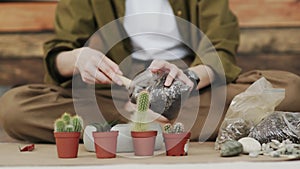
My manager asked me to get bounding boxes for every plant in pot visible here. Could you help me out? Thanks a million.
[91,121,119,158]
[163,122,191,156]
[131,90,158,156]
[54,112,83,158]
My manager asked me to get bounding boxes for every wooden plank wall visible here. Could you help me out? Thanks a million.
[0,2,56,32]
[230,0,300,27]
[1,0,300,31]
[0,0,299,86]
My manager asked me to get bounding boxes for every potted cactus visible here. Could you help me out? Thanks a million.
[53,112,83,158]
[163,122,191,156]
[91,121,119,158]
[131,90,157,156]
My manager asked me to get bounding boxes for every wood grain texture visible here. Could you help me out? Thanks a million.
[0,2,56,32]
[0,0,299,32]
[230,0,300,27]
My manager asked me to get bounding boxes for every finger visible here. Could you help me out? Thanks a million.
[94,70,112,84]
[164,64,178,86]
[148,60,169,73]
[96,58,123,85]
[84,65,112,84]
[103,56,123,75]
[81,72,97,84]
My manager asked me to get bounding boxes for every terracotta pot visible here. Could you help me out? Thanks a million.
[54,132,80,158]
[163,132,191,156]
[93,131,119,158]
[131,130,157,156]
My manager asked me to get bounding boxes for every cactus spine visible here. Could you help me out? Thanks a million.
[54,112,83,132]
[133,90,150,132]
[163,122,184,134]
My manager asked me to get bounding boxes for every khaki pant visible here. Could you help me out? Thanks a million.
[0,68,299,143]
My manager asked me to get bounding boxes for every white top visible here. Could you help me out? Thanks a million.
[123,0,186,61]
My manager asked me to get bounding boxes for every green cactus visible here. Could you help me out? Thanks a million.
[137,91,150,112]
[62,112,71,125]
[163,122,185,134]
[54,119,65,132]
[65,124,74,132]
[173,122,184,133]
[72,115,83,132]
[132,90,150,132]
[54,112,83,132]
[90,120,118,132]
[163,123,172,133]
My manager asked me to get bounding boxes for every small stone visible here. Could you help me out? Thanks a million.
[238,137,261,154]
[270,151,280,157]
[249,151,260,158]
[286,144,294,154]
[277,147,287,154]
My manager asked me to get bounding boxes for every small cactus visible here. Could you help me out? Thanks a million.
[132,90,150,132]
[62,112,71,125]
[72,115,83,132]
[54,119,65,132]
[173,122,184,133]
[163,122,185,134]
[65,125,74,132]
[137,91,150,112]
[54,112,83,132]
[90,120,118,132]
[163,123,172,133]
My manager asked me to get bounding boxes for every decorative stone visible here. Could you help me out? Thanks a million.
[249,151,260,158]
[238,137,261,154]
[270,151,280,157]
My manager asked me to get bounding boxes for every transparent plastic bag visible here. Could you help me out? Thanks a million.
[248,111,300,144]
[215,77,285,149]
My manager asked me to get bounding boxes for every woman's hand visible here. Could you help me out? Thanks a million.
[148,60,194,88]
[56,47,123,85]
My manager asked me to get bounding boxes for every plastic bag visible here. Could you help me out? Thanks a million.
[248,111,300,144]
[215,77,285,149]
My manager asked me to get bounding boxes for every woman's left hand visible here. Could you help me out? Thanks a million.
[148,60,194,88]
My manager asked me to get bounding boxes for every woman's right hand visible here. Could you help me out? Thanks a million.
[56,47,123,85]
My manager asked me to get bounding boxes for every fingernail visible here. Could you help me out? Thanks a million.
[164,81,171,87]
[117,69,123,75]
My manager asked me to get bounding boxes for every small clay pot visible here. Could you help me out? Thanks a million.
[131,130,157,156]
[54,132,81,158]
[163,132,191,156]
[93,131,119,158]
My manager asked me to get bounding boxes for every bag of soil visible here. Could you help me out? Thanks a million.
[248,111,300,144]
[215,77,285,149]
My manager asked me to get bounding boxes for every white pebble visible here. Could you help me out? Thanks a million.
[238,137,262,154]
[249,151,260,158]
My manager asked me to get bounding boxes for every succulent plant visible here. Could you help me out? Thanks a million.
[163,122,185,134]
[54,112,83,132]
[90,120,119,132]
[132,90,150,132]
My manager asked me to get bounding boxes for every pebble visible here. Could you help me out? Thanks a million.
[238,137,262,154]
[249,151,260,158]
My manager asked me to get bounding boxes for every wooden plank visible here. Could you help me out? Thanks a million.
[0,0,299,32]
[0,2,56,32]
[229,0,300,27]
[0,32,54,58]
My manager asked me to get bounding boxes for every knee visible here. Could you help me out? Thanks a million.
[276,72,300,111]
[0,86,30,140]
